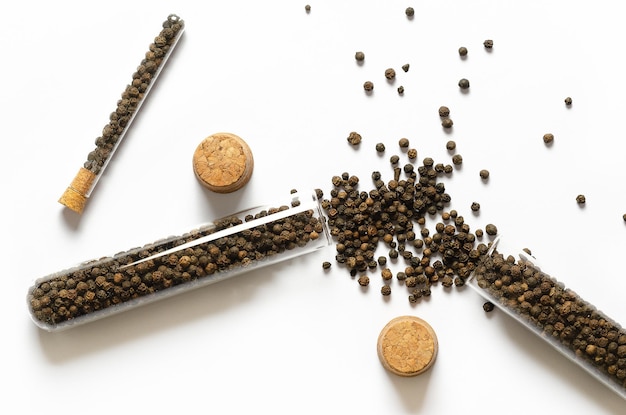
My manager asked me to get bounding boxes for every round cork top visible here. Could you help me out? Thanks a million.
[377,315,438,377]
[192,132,254,193]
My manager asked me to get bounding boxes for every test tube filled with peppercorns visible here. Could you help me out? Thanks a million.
[58,14,185,214]
[28,191,331,331]
[468,238,626,400]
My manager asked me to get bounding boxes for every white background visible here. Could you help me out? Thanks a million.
[2,1,626,413]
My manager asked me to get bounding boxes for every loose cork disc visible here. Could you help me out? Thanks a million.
[192,132,254,193]
[377,315,438,377]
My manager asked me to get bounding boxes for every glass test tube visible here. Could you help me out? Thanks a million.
[468,237,626,400]
[58,14,185,214]
[29,191,331,331]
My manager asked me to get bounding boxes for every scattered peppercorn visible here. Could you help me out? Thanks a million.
[623,213,626,222]
[483,39,493,49]
[479,169,490,180]
[471,202,480,212]
[485,224,498,236]
[482,302,495,312]
[399,138,410,148]
[407,149,417,160]
[576,194,586,204]
[390,155,400,164]
[347,131,362,146]
[452,154,463,165]
[446,140,456,151]
[397,86,405,95]
[442,118,454,128]
[405,7,415,17]
[305,4,311,13]
[564,96,572,106]
[402,64,410,72]
[438,106,450,117]
[543,133,554,144]
[363,81,374,92]
[385,68,396,80]
[458,78,470,90]
[376,143,386,152]
[358,275,370,286]
[355,51,365,62]
[458,46,468,57]
[322,261,331,270]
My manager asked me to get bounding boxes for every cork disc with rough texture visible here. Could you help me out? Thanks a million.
[377,315,438,377]
[192,132,254,193]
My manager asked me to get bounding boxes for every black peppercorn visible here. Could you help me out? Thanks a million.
[438,106,450,117]
[355,51,365,62]
[442,118,454,128]
[347,131,362,146]
[397,86,405,95]
[483,302,495,312]
[458,78,470,90]
[446,140,456,151]
[399,138,409,148]
[405,7,415,17]
[564,96,572,106]
[363,81,374,92]
[479,169,490,180]
[381,285,391,296]
[452,154,463,165]
[458,46,468,57]
[385,68,396,80]
[543,133,554,144]
[402,64,410,72]
[483,39,493,49]
[485,224,498,236]
[576,194,586,204]
[305,5,311,13]
[376,143,386,152]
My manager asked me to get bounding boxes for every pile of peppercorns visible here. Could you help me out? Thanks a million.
[474,250,626,391]
[84,15,184,175]
[320,136,498,302]
[28,203,324,329]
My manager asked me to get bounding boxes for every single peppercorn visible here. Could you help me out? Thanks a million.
[381,285,391,296]
[399,138,409,148]
[576,194,586,204]
[305,4,311,13]
[397,86,405,95]
[376,143,386,152]
[471,202,480,212]
[390,155,400,164]
[358,275,370,287]
[363,81,374,92]
[479,169,490,180]
[402,64,410,72]
[438,106,450,117]
[405,7,415,17]
[483,39,493,49]
[446,140,456,151]
[385,68,396,80]
[355,51,365,62]
[452,154,463,165]
[623,213,626,222]
[322,261,331,270]
[485,224,498,236]
[458,78,470,90]
[458,46,468,57]
[483,302,495,312]
[564,96,572,106]
[347,131,362,146]
[543,133,554,144]
[442,118,454,128]
[407,149,417,160]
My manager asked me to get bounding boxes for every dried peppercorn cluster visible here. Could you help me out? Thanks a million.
[84,14,184,175]
[320,138,495,302]
[473,251,626,393]
[28,202,324,329]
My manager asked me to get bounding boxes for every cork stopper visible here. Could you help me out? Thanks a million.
[58,167,97,214]
[192,132,254,193]
[377,315,438,377]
